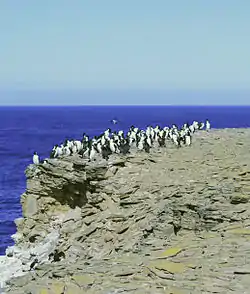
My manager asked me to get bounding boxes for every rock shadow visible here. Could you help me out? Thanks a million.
[50,182,88,209]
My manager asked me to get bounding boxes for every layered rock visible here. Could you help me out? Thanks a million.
[2,128,250,293]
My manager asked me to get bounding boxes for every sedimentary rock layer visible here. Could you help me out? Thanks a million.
[3,128,250,293]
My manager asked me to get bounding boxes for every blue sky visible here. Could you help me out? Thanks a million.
[0,1,249,105]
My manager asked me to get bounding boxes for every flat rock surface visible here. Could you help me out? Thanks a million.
[4,128,250,293]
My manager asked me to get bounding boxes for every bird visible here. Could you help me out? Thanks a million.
[205,119,211,131]
[32,152,40,164]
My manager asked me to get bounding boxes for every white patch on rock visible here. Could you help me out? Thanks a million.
[0,230,60,290]
[63,207,82,223]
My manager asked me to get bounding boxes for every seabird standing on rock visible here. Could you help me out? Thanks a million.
[29,258,38,270]
[143,139,151,153]
[206,119,211,131]
[199,122,205,130]
[172,133,180,147]
[101,144,112,161]
[51,144,63,158]
[184,131,192,146]
[137,136,144,151]
[63,144,71,156]
[71,143,78,154]
[32,152,39,164]
[104,128,111,139]
[109,138,117,153]
[40,117,211,164]
[88,142,97,161]
[119,138,130,155]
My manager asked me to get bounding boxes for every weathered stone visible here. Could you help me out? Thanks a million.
[116,223,130,234]
[230,194,250,204]
[22,194,38,217]
[4,128,250,293]
[37,289,50,294]
[49,281,66,294]
[64,282,82,294]
[63,207,82,223]
[71,274,95,286]
[234,267,250,274]
[104,232,115,242]
[6,274,32,288]
[147,266,175,280]
[156,247,184,259]
[228,228,250,235]
[84,224,98,237]
[83,214,98,225]
[149,260,188,274]
[104,166,118,178]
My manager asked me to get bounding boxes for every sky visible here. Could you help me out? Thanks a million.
[0,1,249,105]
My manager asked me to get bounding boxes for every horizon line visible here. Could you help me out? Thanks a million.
[1,104,250,107]
[0,88,250,92]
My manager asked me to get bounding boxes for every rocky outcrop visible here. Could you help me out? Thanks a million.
[0,156,126,289]
[2,128,250,293]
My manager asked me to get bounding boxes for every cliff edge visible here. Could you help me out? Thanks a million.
[2,128,250,293]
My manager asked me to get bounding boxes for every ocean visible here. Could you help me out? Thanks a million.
[1,105,250,255]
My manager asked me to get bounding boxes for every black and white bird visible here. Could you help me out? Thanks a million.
[205,119,211,131]
[32,152,40,164]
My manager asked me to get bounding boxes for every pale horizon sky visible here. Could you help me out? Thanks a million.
[0,1,250,104]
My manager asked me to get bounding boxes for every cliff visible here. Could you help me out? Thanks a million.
[2,128,250,293]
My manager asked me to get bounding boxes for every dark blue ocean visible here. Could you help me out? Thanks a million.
[1,105,250,255]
